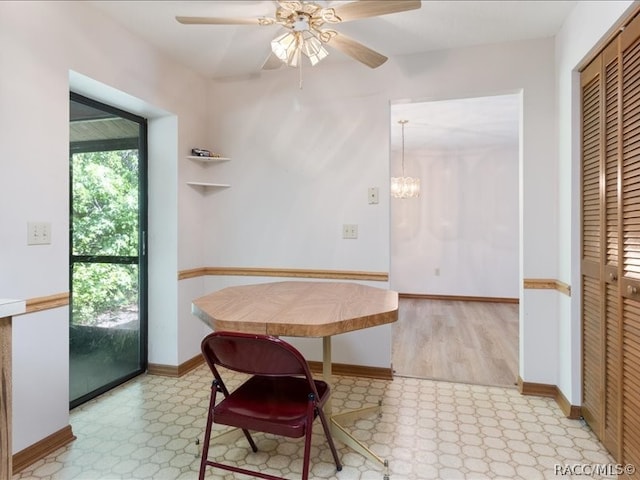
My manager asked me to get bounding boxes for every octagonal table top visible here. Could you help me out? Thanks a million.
[192,281,399,337]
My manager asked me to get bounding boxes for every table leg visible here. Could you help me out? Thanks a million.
[322,336,389,477]
[322,336,332,416]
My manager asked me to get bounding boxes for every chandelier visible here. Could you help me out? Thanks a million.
[391,120,421,199]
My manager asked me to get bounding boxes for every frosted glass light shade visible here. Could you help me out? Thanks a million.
[271,30,328,67]
[300,31,328,66]
[271,32,300,66]
[391,176,421,198]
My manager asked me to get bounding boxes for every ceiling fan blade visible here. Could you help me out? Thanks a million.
[262,51,285,70]
[331,0,421,23]
[328,33,388,69]
[175,16,265,25]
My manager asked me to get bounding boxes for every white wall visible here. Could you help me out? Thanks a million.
[394,145,519,298]
[555,0,636,404]
[205,37,557,381]
[204,81,391,272]
[0,1,209,452]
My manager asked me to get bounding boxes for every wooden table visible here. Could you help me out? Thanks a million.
[192,281,398,473]
[1,298,26,480]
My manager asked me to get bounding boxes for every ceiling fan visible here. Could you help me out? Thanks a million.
[176,1,421,71]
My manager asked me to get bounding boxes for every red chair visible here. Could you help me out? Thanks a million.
[198,331,342,480]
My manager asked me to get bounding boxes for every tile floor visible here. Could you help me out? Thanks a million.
[14,364,616,480]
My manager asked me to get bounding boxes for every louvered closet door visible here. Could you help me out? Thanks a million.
[581,55,603,439]
[602,39,622,459]
[581,36,623,462]
[582,11,640,475]
[620,14,640,473]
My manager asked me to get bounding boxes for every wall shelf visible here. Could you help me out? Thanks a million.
[186,181,230,188]
[185,156,231,163]
[184,154,231,189]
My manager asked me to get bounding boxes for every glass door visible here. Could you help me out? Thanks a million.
[69,92,147,408]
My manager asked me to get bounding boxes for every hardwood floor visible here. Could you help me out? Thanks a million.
[392,297,519,388]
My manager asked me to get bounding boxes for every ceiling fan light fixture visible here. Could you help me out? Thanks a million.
[271,29,328,68]
[177,0,422,74]
[292,14,310,31]
[271,31,300,65]
[300,30,328,66]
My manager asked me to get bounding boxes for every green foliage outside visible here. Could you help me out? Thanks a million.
[71,149,139,326]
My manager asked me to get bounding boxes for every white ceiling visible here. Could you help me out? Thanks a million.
[89,0,577,80]
[87,1,572,152]
[391,94,520,153]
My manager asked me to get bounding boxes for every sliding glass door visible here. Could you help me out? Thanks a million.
[69,92,147,408]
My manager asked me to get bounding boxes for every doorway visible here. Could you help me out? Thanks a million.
[389,94,521,387]
[69,92,148,408]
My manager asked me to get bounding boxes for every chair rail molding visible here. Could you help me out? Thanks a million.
[178,266,389,282]
[523,278,571,296]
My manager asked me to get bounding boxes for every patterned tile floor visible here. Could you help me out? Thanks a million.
[14,364,616,480]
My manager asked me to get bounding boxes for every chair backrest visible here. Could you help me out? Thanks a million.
[201,331,313,378]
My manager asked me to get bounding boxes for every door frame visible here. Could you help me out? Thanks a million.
[69,91,148,408]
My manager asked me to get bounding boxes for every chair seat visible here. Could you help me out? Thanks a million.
[214,375,329,438]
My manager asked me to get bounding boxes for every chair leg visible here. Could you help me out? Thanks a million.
[198,386,218,480]
[241,428,258,453]
[199,388,258,480]
[301,403,315,480]
[317,407,342,471]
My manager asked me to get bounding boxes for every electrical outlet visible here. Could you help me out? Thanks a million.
[368,187,379,204]
[342,224,358,239]
[27,222,52,245]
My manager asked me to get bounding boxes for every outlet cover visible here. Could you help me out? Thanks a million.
[27,222,51,245]
[368,187,379,204]
[342,224,358,239]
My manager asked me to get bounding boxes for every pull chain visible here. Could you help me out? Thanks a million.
[299,57,303,90]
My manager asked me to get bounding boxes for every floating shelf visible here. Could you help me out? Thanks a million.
[184,154,231,188]
[186,182,230,188]
[186,156,230,163]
